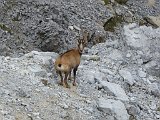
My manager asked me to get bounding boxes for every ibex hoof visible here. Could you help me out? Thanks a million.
[68,77,72,81]
[73,82,76,86]
[58,82,63,86]
[64,83,70,88]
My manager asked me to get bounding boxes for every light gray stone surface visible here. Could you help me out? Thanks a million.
[97,98,129,120]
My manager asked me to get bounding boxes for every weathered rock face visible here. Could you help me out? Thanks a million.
[88,23,160,120]
[127,0,160,17]
[144,15,160,27]
[97,98,129,120]
[0,0,111,56]
[123,23,160,78]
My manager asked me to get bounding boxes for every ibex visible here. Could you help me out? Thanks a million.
[54,31,89,88]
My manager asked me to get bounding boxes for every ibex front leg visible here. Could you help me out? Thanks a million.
[64,72,70,88]
[68,70,72,80]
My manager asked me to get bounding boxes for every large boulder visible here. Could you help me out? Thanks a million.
[97,98,129,120]
[123,23,160,78]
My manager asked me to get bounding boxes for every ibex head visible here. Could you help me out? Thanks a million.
[78,30,89,53]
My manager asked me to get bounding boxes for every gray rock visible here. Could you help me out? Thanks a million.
[108,49,123,61]
[138,69,147,78]
[85,70,104,84]
[97,98,129,120]
[127,105,140,118]
[32,51,58,65]
[16,88,27,98]
[119,68,135,86]
[28,64,47,77]
[149,83,160,97]
[156,114,160,119]
[144,15,160,27]
[68,26,74,30]
[73,25,81,31]
[124,23,150,48]
[85,70,96,84]
[123,23,160,49]
[145,60,160,78]
[100,81,129,101]
[81,55,100,61]
[126,53,131,58]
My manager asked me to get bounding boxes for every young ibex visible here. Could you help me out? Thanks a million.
[54,31,89,88]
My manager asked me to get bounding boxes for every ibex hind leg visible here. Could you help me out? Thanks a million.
[68,70,72,81]
[73,67,78,86]
[64,72,70,88]
[58,71,63,86]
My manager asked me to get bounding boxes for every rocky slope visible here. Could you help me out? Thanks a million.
[0,24,160,120]
[0,0,111,56]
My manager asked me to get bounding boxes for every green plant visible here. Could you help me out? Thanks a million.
[0,23,12,34]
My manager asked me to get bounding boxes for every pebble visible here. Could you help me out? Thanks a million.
[68,26,74,30]
[138,70,147,78]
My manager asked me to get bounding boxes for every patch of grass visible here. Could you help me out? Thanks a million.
[0,23,12,34]
[115,0,128,4]
[103,0,110,5]
[103,15,123,32]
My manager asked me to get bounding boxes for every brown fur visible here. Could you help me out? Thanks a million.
[55,49,81,73]
[54,31,89,88]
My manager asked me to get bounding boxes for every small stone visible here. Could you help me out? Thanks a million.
[33,112,40,116]
[85,107,93,113]
[119,68,135,86]
[138,70,147,78]
[81,55,100,61]
[5,56,10,61]
[149,83,160,97]
[73,25,81,31]
[156,115,160,119]
[85,99,92,104]
[150,102,157,110]
[68,26,74,30]
[16,88,27,98]
[127,105,140,117]
[126,53,131,58]
[137,59,143,65]
[79,94,88,98]
[60,103,69,109]
[60,112,69,119]
[47,73,52,77]
[100,68,115,75]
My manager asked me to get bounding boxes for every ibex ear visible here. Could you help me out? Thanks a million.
[77,39,80,44]
[77,39,81,46]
